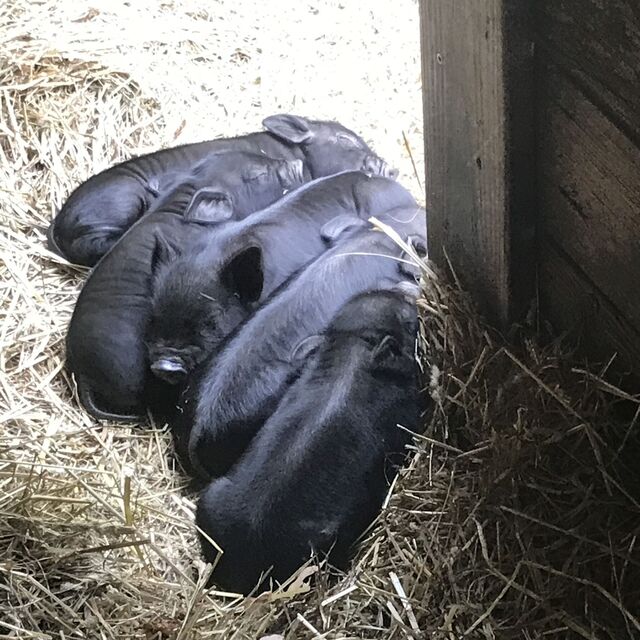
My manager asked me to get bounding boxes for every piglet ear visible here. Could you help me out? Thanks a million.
[397,233,426,280]
[184,189,234,223]
[320,214,366,245]
[394,280,420,303]
[220,245,264,304]
[262,114,313,144]
[151,232,179,272]
[242,165,268,182]
[409,234,428,259]
[290,334,324,363]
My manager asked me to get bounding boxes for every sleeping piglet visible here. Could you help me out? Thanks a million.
[146,171,419,385]
[48,114,397,266]
[196,285,422,595]
[172,205,427,479]
[65,151,304,421]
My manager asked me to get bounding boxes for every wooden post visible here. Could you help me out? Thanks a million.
[419,0,535,327]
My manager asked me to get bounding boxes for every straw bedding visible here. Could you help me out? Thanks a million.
[1,1,639,638]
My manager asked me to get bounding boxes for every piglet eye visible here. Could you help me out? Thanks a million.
[243,168,268,182]
[336,133,360,148]
[359,331,380,347]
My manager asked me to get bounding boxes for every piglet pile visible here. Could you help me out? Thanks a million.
[49,114,426,595]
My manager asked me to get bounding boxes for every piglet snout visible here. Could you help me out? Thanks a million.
[362,155,399,180]
[151,358,188,385]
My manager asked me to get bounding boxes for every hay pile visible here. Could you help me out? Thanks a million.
[2,1,639,638]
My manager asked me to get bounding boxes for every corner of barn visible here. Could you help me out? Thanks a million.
[1,1,638,638]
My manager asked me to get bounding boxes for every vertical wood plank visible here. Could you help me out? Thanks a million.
[537,61,640,332]
[536,0,640,147]
[419,0,535,326]
[539,241,640,377]
[534,0,640,377]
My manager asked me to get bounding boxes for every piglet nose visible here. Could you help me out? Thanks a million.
[362,155,398,180]
[151,358,188,385]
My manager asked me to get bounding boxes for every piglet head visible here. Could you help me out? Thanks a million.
[147,239,264,384]
[262,114,398,180]
[232,156,307,212]
[357,288,419,378]
[180,152,308,226]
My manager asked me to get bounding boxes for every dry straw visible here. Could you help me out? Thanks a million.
[2,1,639,638]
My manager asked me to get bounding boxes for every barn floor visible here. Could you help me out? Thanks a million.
[1,1,639,638]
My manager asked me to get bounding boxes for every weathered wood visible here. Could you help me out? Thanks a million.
[536,0,640,149]
[539,241,640,376]
[420,0,535,326]
[537,61,640,332]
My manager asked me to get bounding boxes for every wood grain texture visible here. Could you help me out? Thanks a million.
[534,0,640,376]
[539,240,640,375]
[537,62,640,332]
[420,0,535,326]
[536,0,640,148]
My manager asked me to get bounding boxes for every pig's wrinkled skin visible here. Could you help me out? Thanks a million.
[146,171,419,384]
[173,207,426,479]
[66,152,304,422]
[196,287,422,595]
[48,114,397,266]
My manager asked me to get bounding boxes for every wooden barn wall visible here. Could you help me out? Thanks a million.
[534,0,640,374]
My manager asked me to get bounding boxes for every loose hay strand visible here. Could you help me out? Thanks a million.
[2,1,640,638]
